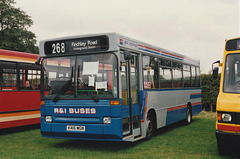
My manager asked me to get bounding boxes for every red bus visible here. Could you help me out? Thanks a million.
[0,49,41,129]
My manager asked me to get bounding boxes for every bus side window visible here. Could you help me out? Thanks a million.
[143,55,159,89]
[191,66,196,87]
[159,67,172,88]
[172,62,183,88]
[196,66,201,87]
[1,62,17,91]
[159,59,172,88]
[20,63,41,90]
[183,64,191,87]
[27,69,41,90]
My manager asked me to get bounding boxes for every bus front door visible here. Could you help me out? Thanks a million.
[121,53,141,141]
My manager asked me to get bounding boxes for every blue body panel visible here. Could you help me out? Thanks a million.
[41,100,123,141]
[192,104,202,116]
[166,107,188,125]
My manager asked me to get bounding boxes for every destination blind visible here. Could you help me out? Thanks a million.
[226,38,240,51]
[44,36,109,55]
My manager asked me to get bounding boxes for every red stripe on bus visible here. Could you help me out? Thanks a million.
[192,102,202,106]
[190,93,201,95]
[0,118,40,129]
[0,49,39,59]
[0,55,37,62]
[141,93,148,123]
[236,126,240,132]
[167,101,201,112]
[138,44,184,59]
[217,123,236,132]
[167,104,187,112]
[138,45,199,64]
[0,110,40,118]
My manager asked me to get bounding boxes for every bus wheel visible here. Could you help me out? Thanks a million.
[146,115,154,140]
[186,107,192,125]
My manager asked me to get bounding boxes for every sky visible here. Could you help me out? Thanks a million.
[14,0,239,74]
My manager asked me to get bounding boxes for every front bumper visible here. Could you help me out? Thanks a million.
[216,130,240,144]
[41,117,123,141]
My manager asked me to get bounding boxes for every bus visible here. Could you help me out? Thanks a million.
[0,49,41,129]
[213,37,240,154]
[39,33,202,142]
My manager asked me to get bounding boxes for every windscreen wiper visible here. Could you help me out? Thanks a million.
[53,94,61,103]
[82,84,99,103]
[52,79,72,103]
[90,93,99,103]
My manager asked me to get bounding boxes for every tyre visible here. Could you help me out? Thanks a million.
[145,115,155,140]
[186,107,192,125]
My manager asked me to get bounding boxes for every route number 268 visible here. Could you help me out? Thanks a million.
[52,43,65,54]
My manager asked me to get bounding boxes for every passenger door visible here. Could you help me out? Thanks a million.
[121,53,141,139]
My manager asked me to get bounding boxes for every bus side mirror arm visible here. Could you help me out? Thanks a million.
[35,57,42,66]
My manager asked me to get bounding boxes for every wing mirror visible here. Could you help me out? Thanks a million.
[124,51,131,60]
[212,60,220,79]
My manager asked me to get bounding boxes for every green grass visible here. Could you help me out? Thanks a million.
[0,111,235,159]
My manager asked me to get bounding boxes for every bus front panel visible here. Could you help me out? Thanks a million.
[41,100,123,141]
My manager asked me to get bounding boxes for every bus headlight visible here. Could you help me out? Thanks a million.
[222,113,232,122]
[45,116,52,123]
[103,117,111,124]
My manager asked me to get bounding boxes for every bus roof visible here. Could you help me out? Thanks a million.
[39,33,200,66]
[0,49,39,63]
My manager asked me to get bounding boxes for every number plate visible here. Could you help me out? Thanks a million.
[66,125,85,132]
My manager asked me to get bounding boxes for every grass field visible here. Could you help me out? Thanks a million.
[0,111,237,159]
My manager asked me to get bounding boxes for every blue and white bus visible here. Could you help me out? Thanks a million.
[39,33,201,142]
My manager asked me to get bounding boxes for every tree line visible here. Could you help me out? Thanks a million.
[0,0,38,53]
[201,73,220,112]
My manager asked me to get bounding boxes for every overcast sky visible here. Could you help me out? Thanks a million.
[15,0,239,74]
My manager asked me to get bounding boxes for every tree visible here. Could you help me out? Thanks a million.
[201,73,220,111]
[0,0,38,53]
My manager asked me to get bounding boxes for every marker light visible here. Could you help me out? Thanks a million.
[217,113,221,121]
[103,117,111,124]
[40,101,45,105]
[110,100,120,105]
[45,116,52,123]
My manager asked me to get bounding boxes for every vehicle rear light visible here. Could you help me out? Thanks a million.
[110,100,120,105]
